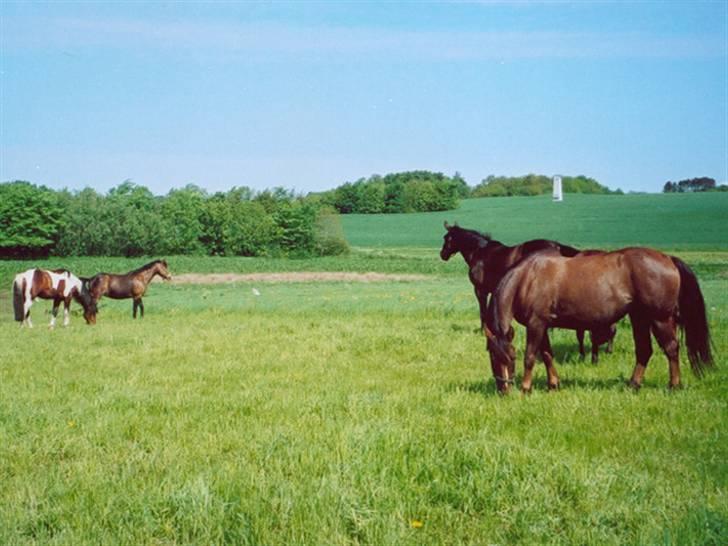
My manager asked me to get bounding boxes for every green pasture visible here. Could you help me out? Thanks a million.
[1,192,727,545]
[342,192,728,249]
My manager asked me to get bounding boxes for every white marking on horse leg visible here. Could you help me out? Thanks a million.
[24,299,33,328]
[63,305,70,327]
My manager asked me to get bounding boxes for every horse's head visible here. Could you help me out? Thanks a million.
[76,279,98,325]
[156,260,172,281]
[484,322,516,394]
[440,221,460,260]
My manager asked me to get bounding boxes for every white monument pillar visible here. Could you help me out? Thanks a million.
[552,175,563,202]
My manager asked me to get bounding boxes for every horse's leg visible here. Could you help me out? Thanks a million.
[139,298,144,318]
[576,329,586,360]
[540,333,560,390]
[605,324,616,354]
[50,298,61,329]
[629,313,653,390]
[133,299,139,318]
[63,297,71,327]
[476,288,489,335]
[521,324,545,393]
[651,317,681,389]
[590,330,599,364]
[24,297,34,328]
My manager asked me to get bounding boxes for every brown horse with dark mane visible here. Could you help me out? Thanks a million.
[440,222,614,361]
[486,247,713,393]
[87,259,172,319]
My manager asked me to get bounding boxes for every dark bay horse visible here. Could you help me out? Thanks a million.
[13,268,97,327]
[486,248,713,393]
[440,223,616,363]
[87,260,172,319]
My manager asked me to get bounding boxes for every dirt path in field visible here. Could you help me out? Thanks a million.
[169,272,429,284]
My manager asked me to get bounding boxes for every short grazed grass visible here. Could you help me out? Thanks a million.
[1,260,726,545]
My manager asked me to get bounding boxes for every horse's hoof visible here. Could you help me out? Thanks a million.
[548,382,560,391]
[668,382,683,391]
[628,380,641,391]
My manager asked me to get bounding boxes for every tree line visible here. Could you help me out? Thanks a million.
[0,181,349,258]
[470,174,620,198]
[662,177,727,193]
[316,171,470,214]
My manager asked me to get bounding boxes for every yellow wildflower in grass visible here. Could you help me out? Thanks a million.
[410,519,424,529]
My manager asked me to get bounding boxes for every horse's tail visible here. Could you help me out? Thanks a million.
[485,272,518,362]
[13,276,25,322]
[672,257,713,377]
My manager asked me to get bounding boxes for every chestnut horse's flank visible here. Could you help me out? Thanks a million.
[87,259,171,319]
[486,248,713,393]
[12,268,96,327]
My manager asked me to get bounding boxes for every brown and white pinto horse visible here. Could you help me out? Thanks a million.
[87,259,172,319]
[486,248,713,394]
[13,268,96,327]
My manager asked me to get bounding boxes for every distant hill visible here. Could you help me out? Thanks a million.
[471,174,619,198]
[341,192,728,250]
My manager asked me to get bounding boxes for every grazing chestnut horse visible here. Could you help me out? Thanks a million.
[440,223,617,363]
[87,259,172,319]
[486,248,713,393]
[13,268,97,327]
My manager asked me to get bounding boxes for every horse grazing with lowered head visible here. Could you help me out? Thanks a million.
[440,222,614,360]
[87,259,171,318]
[486,247,713,394]
[13,268,97,327]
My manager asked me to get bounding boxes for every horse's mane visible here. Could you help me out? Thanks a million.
[130,260,165,274]
[451,225,494,248]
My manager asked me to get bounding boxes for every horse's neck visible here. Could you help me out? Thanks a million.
[465,241,505,269]
[459,237,488,267]
[139,267,158,285]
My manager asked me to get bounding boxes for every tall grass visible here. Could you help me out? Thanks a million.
[1,275,726,545]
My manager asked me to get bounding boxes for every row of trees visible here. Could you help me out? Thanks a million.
[662,177,726,193]
[316,171,469,214]
[470,174,620,198]
[0,181,349,258]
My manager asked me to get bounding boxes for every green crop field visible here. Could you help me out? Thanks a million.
[342,192,728,250]
[1,193,726,545]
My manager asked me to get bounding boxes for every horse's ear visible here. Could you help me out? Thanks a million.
[454,221,459,227]
[444,221,452,231]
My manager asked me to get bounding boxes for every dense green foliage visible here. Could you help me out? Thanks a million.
[0,181,65,257]
[0,256,726,545]
[471,174,619,198]
[663,177,727,193]
[341,192,728,250]
[318,171,467,214]
[1,181,348,258]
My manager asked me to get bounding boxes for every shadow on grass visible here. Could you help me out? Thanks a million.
[447,374,634,397]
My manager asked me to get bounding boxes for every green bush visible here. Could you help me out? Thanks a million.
[0,181,65,257]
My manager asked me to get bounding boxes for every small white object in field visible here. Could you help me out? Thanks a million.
[252,288,261,296]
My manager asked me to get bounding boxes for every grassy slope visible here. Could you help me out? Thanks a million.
[342,192,728,249]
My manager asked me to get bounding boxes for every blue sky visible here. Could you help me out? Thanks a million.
[1,1,726,195]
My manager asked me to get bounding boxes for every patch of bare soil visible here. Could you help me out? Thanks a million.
[169,272,429,284]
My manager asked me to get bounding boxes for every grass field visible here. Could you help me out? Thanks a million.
[1,194,726,545]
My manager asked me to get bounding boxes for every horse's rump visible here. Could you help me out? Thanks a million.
[13,276,26,321]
